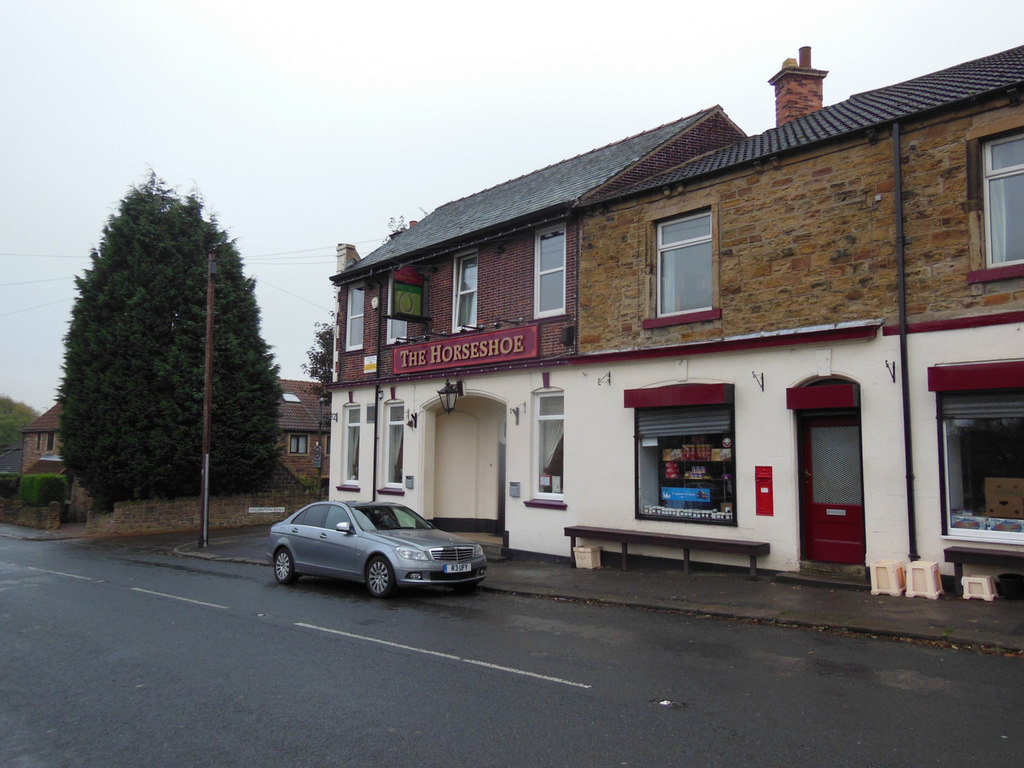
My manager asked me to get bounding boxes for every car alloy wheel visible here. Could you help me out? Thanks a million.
[365,556,396,598]
[274,548,298,585]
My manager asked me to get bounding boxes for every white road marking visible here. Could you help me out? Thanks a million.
[296,622,591,689]
[26,566,92,581]
[130,587,228,609]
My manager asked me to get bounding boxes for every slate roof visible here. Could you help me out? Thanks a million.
[614,45,1024,199]
[340,109,719,276]
[0,446,22,474]
[278,379,326,432]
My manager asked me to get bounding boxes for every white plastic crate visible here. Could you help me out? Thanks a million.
[869,560,905,596]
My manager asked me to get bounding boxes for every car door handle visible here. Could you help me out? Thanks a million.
[290,527,299,533]
[320,532,328,539]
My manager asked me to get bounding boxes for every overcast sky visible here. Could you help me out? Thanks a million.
[2,0,1023,415]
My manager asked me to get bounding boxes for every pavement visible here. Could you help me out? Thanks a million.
[4,522,1024,654]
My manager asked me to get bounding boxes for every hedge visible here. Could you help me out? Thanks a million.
[18,474,68,506]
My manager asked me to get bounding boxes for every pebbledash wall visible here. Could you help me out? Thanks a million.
[85,490,306,536]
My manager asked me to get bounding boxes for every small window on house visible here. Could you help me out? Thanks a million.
[282,392,301,403]
[343,405,360,482]
[657,212,712,316]
[535,393,564,497]
[385,403,405,486]
[346,286,365,351]
[454,253,478,330]
[289,434,309,454]
[47,432,55,451]
[535,226,565,317]
[985,133,1024,267]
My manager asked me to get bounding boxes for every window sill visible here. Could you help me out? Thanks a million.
[642,308,722,329]
[336,483,360,492]
[967,262,1024,284]
[524,498,567,510]
[377,487,405,496]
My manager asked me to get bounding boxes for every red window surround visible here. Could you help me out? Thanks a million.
[623,382,733,409]
[927,360,1024,392]
[786,383,860,410]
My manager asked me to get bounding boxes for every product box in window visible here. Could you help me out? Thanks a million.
[984,477,1024,519]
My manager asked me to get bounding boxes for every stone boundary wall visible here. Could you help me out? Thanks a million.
[0,500,62,530]
[86,490,310,536]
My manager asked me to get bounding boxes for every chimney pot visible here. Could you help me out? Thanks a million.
[798,46,812,68]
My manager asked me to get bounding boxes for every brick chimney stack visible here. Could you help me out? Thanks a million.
[336,243,360,272]
[768,46,828,127]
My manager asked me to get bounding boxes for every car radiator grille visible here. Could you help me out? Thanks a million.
[429,546,475,562]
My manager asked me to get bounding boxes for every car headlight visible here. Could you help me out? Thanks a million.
[396,547,430,561]
[472,544,484,558]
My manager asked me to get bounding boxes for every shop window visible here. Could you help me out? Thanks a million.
[385,402,405,486]
[346,286,364,351]
[657,212,712,317]
[535,393,564,497]
[941,390,1024,541]
[535,226,565,317]
[289,434,309,454]
[454,253,478,330]
[984,133,1024,267]
[343,405,360,482]
[636,405,736,525]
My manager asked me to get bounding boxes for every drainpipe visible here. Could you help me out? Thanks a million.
[893,121,919,561]
[370,281,385,502]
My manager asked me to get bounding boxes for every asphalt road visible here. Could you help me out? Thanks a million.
[2,534,1022,767]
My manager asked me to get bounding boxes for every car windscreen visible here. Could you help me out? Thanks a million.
[352,505,434,531]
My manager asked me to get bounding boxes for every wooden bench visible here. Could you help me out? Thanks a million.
[944,546,1024,596]
[564,525,770,579]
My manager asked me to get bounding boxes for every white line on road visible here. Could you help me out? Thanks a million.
[296,622,591,689]
[26,566,92,581]
[130,587,228,609]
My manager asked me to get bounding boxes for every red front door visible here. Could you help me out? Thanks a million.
[800,415,866,564]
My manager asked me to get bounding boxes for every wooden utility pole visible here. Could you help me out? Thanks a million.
[199,252,216,548]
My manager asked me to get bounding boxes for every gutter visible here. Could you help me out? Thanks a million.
[892,121,919,561]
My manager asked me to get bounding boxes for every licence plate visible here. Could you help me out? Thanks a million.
[444,563,471,574]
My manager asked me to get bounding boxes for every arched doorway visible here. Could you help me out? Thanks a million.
[788,378,866,565]
[431,394,506,534]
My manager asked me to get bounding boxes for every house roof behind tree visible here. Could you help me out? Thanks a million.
[278,379,326,433]
[21,403,61,435]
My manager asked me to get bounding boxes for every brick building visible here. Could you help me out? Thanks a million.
[327,46,1024,578]
[326,109,744,541]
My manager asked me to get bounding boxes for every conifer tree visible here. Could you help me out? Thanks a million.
[60,174,281,509]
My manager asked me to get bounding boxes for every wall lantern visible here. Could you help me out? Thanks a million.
[437,379,460,415]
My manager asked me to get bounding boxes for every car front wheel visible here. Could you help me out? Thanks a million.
[273,547,298,585]
[365,556,396,598]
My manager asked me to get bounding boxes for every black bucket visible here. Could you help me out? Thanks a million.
[998,573,1024,600]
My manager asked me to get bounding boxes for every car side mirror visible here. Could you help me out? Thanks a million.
[335,521,351,534]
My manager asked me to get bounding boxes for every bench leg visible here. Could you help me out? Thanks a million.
[683,548,690,576]
[749,555,757,580]
[569,535,577,568]
[953,562,963,596]
[621,542,628,570]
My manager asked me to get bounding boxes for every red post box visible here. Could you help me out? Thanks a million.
[755,466,773,516]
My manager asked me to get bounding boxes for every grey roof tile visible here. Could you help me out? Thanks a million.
[622,45,1024,196]
[344,109,717,274]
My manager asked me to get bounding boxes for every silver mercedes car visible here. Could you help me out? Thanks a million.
[266,501,487,598]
